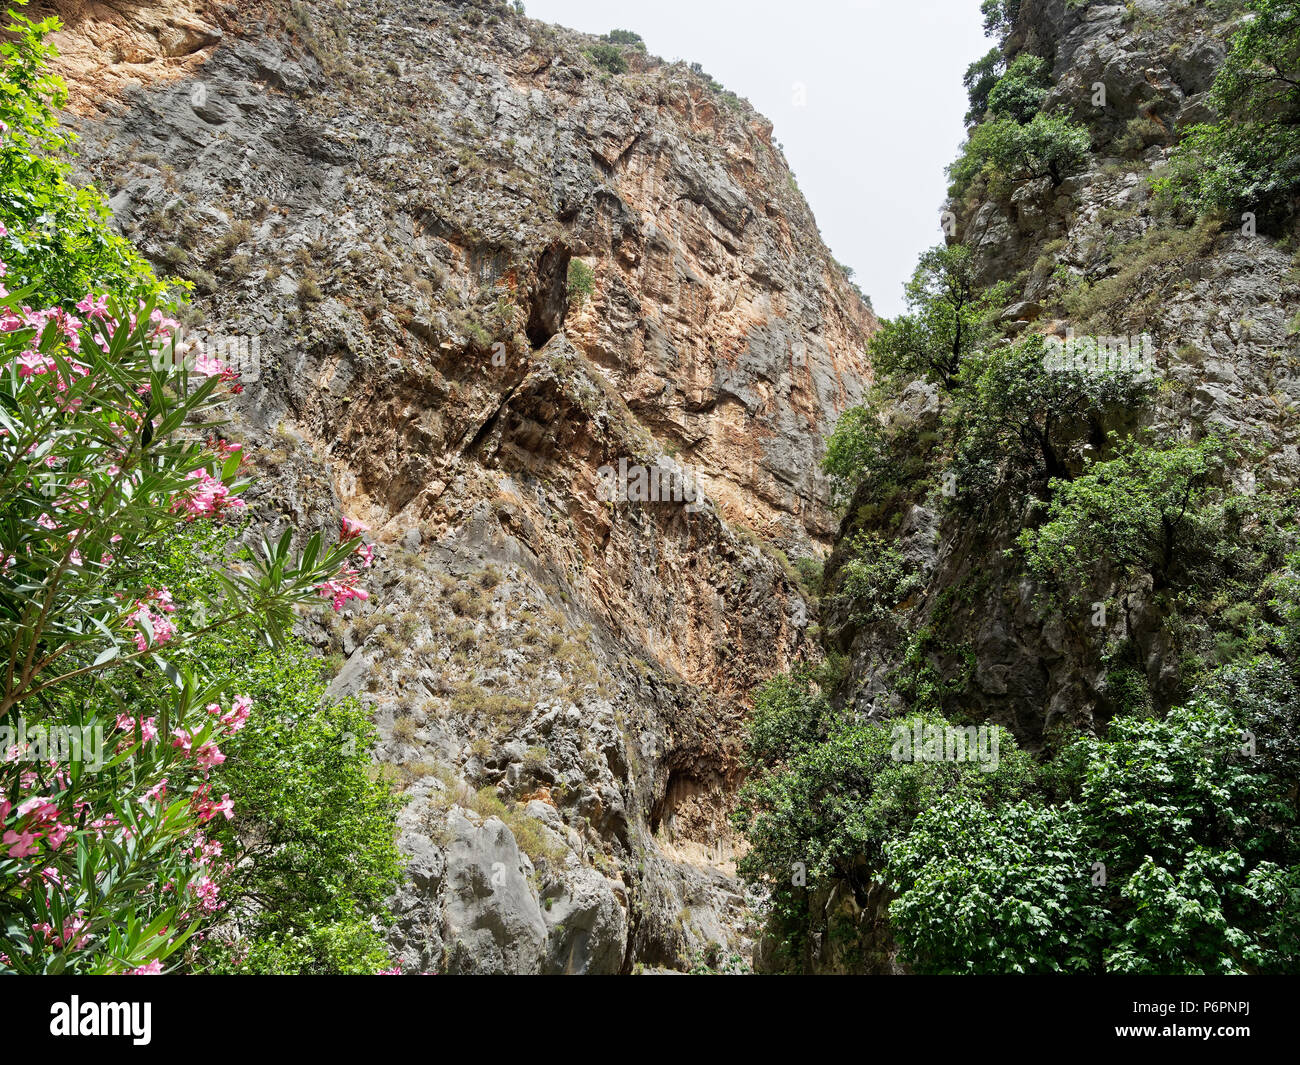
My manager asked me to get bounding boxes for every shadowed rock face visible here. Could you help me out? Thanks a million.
[55,0,876,971]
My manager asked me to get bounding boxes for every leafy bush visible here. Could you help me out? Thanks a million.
[963,47,1005,124]
[867,244,1011,390]
[602,29,645,50]
[0,8,167,307]
[567,257,595,305]
[833,532,923,624]
[734,671,1035,967]
[949,112,1091,196]
[981,0,1023,43]
[821,402,890,505]
[986,53,1050,123]
[1018,436,1235,592]
[1158,0,1300,228]
[950,332,1151,496]
[584,43,627,74]
[888,665,1300,973]
[181,619,402,973]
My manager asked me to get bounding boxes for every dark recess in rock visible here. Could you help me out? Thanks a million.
[526,241,572,349]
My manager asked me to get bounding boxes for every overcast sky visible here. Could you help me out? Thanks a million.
[525,0,991,318]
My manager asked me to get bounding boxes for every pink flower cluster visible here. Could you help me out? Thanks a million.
[115,713,160,744]
[205,694,251,734]
[2,794,71,859]
[177,468,245,521]
[32,913,89,951]
[123,587,177,653]
[315,517,374,611]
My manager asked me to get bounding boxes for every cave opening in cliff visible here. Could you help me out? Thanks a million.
[526,241,572,350]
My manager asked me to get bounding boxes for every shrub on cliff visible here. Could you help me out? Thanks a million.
[949,112,1091,196]
[964,47,1005,124]
[1158,0,1300,228]
[1017,436,1241,593]
[602,29,645,51]
[986,53,1051,123]
[949,333,1153,498]
[867,244,1011,391]
[585,43,627,74]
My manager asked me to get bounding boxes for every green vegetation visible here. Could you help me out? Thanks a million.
[746,0,1300,965]
[602,29,646,50]
[980,0,1023,43]
[963,47,1005,125]
[950,112,1091,196]
[0,7,172,305]
[737,651,1300,973]
[584,43,627,74]
[733,672,1036,970]
[567,257,595,305]
[0,12,399,974]
[1159,0,1300,230]
[865,244,1011,390]
[1018,437,1237,592]
[951,333,1151,493]
[986,53,1051,123]
[888,662,1300,973]
[833,532,923,624]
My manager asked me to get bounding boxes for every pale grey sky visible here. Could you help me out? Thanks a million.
[525,0,991,318]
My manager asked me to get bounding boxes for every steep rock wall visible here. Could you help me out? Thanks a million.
[53,0,876,971]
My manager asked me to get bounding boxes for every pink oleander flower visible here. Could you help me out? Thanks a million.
[55,914,89,951]
[221,695,252,733]
[44,821,70,850]
[15,349,53,379]
[75,292,109,320]
[4,828,41,858]
[115,713,159,743]
[342,516,370,539]
[126,960,163,975]
[144,778,168,803]
[315,563,369,612]
[147,308,181,340]
[176,468,245,520]
[196,793,234,824]
[192,351,228,377]
[125,603,176,652]
[15,797,58,824]
[194,742,225,772]
[190,875,221,913]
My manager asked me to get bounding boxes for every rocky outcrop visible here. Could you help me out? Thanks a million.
[828,0,1299,742]
[55,0,875,971]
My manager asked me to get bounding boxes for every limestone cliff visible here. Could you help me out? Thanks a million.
[50,0,875,971]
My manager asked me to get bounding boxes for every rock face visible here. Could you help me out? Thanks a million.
[54,0,875,971]
[827,0,1300,744]
[799,0,1300,970]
